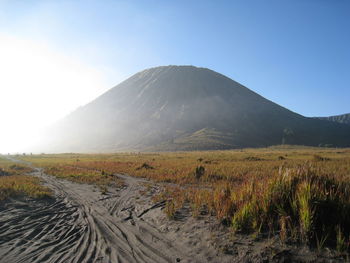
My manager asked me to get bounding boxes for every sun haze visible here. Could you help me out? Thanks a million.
[0,0,349,153]
[0,35,110,152]
[1,2,350,262]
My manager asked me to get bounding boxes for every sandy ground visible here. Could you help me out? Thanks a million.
[0,158,347,263]
[0,162,230,263]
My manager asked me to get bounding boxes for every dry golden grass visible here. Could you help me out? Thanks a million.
[0,175,51,201]
[44,165,124,186]
[19,146,350,249]
[0,157,51,201]
[20,146,350,183]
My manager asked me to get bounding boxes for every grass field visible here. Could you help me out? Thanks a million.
[0,157,51,201]
[17,146,350,250]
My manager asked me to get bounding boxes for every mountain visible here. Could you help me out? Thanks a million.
[42,65,350,152]
[315,113,350,125]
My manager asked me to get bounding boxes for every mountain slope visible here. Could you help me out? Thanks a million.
[43,66,350,152]
[315,113,350,125]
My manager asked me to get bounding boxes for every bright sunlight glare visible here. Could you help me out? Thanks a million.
[0,34,110,153]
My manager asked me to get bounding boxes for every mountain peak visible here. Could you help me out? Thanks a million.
[42,66,350,152]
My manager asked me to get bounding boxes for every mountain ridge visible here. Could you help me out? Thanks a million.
[41,65,350,152]
[315,113,350,125]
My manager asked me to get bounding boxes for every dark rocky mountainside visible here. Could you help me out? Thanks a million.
[43,66,350,152]
[315,113,350,125]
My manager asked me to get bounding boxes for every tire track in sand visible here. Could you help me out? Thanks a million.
[0,162,191,263]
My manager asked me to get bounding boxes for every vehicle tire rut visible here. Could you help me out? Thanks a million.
[0,165,189,263]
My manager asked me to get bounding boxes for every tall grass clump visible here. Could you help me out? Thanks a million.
[0,159,51,201]
[0,175,51,201]
[231,164,350,248]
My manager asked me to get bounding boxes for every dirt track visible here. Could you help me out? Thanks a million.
[0,164,196,263]
[1,158,340,263]
[1,156,234,263]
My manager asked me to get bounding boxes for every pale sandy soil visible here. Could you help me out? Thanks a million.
[0,159,346,263]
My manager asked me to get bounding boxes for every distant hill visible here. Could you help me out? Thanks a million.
[315,113,350,125]
[41,66,350,152]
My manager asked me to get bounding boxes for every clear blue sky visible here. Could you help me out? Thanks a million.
[1,0,349,118]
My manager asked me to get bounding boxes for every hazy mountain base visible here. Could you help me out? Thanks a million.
[38,66,350,153]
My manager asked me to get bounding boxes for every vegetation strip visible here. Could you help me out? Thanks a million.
[18,146,350,253]
[0,157,51,201]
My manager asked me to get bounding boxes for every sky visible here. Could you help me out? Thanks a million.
[0,0,349,152]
